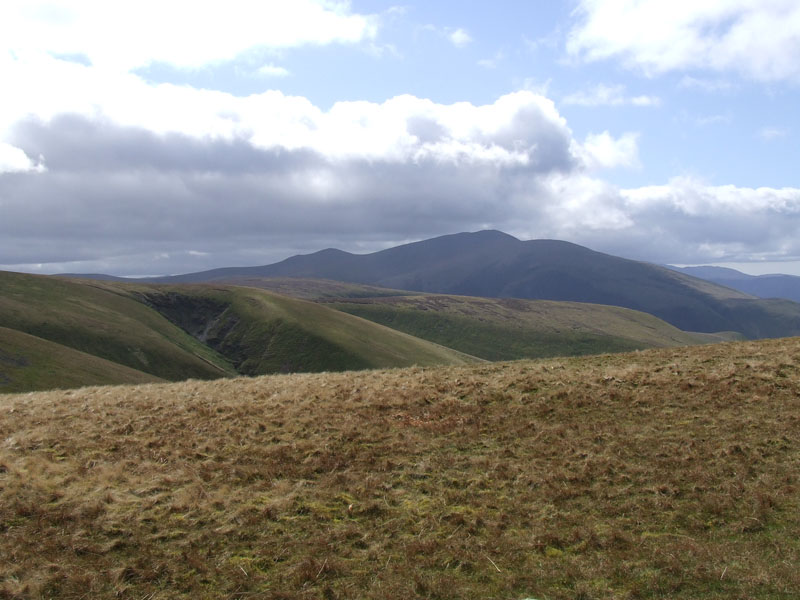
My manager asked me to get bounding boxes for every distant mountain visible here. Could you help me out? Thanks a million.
[669,265,800,304]
[123,230,800,339]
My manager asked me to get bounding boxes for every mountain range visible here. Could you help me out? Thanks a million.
[7,229,800,393]
[117,230,800,339]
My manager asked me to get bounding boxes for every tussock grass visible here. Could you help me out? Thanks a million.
[1,338,800,598]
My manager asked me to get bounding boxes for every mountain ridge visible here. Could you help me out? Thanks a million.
[87,229,797,339]
[670,265,800,303]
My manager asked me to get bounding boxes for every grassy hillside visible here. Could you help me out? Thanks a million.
[0,326,163,393]
[325,294,741,360]
[211,277,415,300]
[122,284,479,374]
[1,337,799,598]
[0,271,235,382]
[0,272,475,392]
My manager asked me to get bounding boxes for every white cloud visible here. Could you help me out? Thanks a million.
[678,76,736,93]
[696,114,732,126]
[2,51,576,168]
[581,131,641,169]
[562,84,660,107]
[617,178,800,261]
[477,51,505,69]
[758,127,788,141]
[568,0,800,82]
[448,28,472,47]
[0,0,378,72]
[257,63,290,77]
[2,38,799,275]
[0,142,45,173]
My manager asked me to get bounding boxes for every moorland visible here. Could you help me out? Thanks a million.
[1,337,799,598]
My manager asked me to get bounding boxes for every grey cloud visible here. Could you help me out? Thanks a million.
[406,116,447,144]
[1,116,558,274]
[10,115,324,174]
[3,114,799,277]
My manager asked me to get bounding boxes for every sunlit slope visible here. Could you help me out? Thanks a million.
[210,276,415,300]
[0,271,235,381]
[0,326,163,393]
[2,337,799,598]
[326,294,741,360]
[122,284,479,374]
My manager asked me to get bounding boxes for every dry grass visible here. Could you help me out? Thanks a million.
[1,337,800,599]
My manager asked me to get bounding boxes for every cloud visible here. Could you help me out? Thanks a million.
[695,114,732,127]
[0,88,593,275]
[477,51,505,70]
[256,64,290,77]
[2,52,799,276]
[0,142,44,174]
[758,127,788,141]
[0,0,378,72]
[678,76,736,93]
[567,0,800,82]
[448,28,472,47]
[580,131,640,169]
[562,84,661,107]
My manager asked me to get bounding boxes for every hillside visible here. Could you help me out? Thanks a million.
[0,271,236,383]
[0,271,477,392]
[207,277,416,301]
[1,337,799,599]
[324,294,740,360]
[131,230,800,339]
[0,326,163,393]
[123,284,478,374]
[671,265,800,303]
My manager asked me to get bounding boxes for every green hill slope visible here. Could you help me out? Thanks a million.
[211,276,415,300]
[325,294,741,360]
[126,284,479,374]
[0,326,163,393]
[0,272,477,392]
[0,271,235,382]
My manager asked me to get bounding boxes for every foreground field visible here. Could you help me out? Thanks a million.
[2,338,800,599]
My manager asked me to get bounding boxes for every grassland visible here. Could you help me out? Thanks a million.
[0,271,236,383]
[0,272,475,392]
[1,337,799,599]
[211,277,416,301]
[125,284,479,374]
[0,326,163,393]
[325,294,740,361]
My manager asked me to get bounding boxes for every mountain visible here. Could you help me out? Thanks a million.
[670,265,800,303]
[131,230,800,339]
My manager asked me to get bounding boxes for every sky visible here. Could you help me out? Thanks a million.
[1,0,799,277]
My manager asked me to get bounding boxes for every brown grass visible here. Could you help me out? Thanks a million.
[1,337,800,599]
